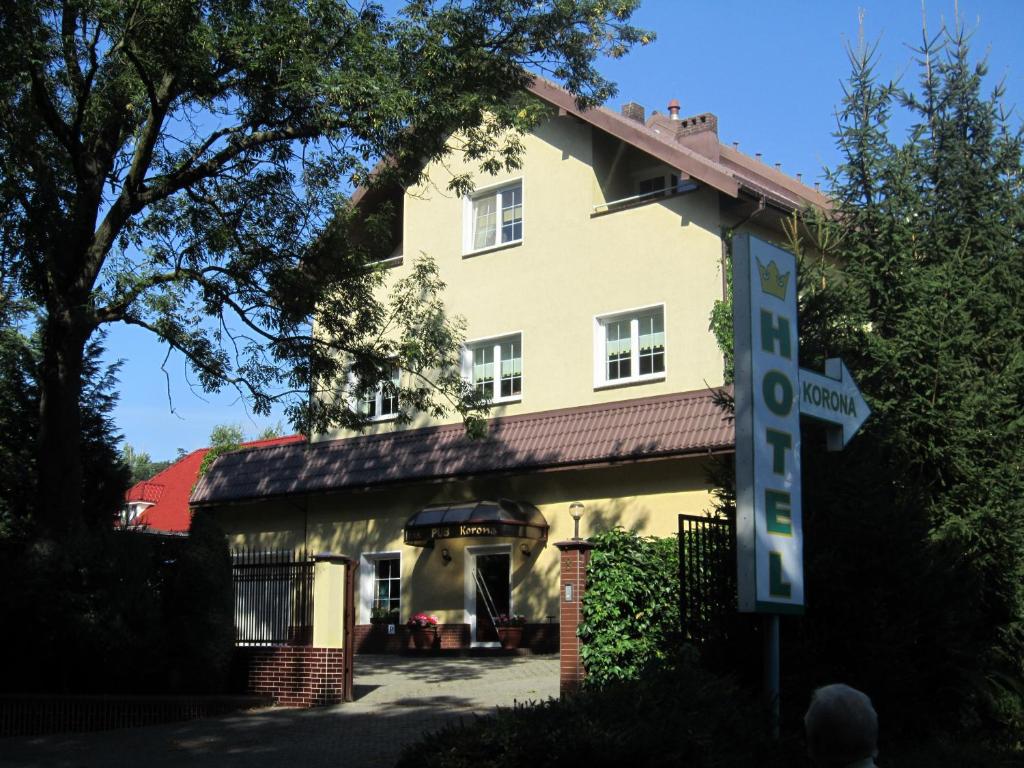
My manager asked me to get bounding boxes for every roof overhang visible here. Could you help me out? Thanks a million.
[525,77,741,199]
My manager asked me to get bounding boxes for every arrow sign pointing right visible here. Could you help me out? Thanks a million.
[798,358,871,451]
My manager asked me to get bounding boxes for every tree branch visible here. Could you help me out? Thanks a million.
[61,4,86,106]
[27,63,74,155]
[81,71,175,294]
[137,123,325,206]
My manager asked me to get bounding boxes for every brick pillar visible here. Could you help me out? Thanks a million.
[555,539,595,697]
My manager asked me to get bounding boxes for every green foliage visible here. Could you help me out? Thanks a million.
[0,523,234,695]
[0,328,129,533]
[0,0,652,528]
[708,232,734,383]
[703,19,1024,744]
[395,660,797,768]
[0,327,39,537]
[209,424,246,448]
[163,509,234,693]
[578,528,680,686]
[256,421,285,441]
[121,444,172,485]
[746,22,1024,740]
[198,423,245,478]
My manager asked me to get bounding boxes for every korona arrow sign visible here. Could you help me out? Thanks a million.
[798,358,871,451]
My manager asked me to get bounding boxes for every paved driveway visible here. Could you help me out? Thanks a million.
[0,655,559,768]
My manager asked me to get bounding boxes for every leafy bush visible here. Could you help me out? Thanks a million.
[164,509,234,693]
[578,527,680,686]
[394,659,798,768]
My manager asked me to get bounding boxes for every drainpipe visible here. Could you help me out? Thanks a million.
[721,195,766,299]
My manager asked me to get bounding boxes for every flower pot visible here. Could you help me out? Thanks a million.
[410,626,436,650]
[497,626,523,650]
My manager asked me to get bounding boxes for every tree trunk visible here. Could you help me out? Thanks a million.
[36,311,88,538]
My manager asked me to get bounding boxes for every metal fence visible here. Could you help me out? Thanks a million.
[678,514,736,645]
[231,549,314,646]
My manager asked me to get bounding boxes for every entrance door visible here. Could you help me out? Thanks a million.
[467,548,511,645]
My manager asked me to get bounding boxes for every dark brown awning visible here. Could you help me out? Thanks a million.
[404,499,548,547]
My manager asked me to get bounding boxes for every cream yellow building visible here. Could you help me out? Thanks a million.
[192,78,826,653]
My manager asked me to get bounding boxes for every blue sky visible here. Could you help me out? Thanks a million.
[106,0,1024,460]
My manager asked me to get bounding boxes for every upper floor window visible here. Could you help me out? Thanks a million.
[354,365,400,420]
[465,181,523,253]
[594,306,666,387]
[463,334,522,402]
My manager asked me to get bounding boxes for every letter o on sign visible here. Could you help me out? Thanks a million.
[762,370,794,416]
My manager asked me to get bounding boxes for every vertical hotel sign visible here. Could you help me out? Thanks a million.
[733,235,803,613]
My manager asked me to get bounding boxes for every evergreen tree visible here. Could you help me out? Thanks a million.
[0,328,129,534]
[790,19,1024,737]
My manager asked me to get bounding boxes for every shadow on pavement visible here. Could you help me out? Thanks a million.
[0,656,558,768]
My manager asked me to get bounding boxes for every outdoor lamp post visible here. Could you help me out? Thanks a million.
[569,502,584,541]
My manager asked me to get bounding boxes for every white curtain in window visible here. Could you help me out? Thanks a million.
[473,195,497,249]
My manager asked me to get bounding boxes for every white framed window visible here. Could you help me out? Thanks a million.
[464,181,523,254]
[594,305,666,387]
[462,333,523,402]
[360,552,401,624]
[354,365,400,421]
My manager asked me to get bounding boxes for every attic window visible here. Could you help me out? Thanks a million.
[592,175,699,216]
[637,174,679,196]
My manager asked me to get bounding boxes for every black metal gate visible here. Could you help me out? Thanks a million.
[678,514,736,645]
[231,548,314,645]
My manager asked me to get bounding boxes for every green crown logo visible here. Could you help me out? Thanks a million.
[757,258,790,301]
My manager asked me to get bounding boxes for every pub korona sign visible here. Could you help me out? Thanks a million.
[403,499,550,547]
[404,521,533,547]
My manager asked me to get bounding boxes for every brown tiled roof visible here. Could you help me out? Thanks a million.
[190,389,734,507]
[525,77,831,213]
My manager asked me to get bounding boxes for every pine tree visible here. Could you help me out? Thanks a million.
[791,18,1024,736]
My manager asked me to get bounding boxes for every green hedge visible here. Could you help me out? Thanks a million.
[394,660,795,768]
[0,511,233,695]
[578,527,680,686]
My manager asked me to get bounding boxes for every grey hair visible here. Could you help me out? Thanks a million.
[804,684,878,766]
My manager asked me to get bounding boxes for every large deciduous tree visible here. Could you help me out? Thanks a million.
[0,0,649,535]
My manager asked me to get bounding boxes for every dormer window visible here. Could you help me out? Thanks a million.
[464,181,523,254]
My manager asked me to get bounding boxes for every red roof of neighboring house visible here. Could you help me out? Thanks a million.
[124,435,305,532]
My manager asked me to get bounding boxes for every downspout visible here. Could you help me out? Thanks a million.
[721,195,766,298]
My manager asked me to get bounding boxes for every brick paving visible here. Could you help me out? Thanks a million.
[0,655,559,768]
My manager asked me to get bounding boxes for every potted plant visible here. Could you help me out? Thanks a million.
[407,612,439,650]
[495,614,526,650]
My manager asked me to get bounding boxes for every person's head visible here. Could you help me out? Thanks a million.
[804,684,878,767]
